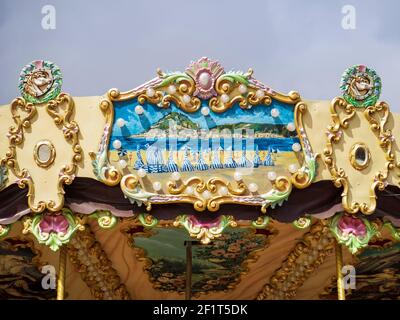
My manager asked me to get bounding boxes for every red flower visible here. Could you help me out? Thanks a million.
[338,215,367,237]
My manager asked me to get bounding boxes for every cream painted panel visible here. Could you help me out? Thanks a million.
[304,100,389,211]
[0,96,105,210]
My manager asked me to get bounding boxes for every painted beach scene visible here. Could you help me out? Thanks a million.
[109,99,302,177]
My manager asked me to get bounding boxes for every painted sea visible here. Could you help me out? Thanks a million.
[110,136,300,152]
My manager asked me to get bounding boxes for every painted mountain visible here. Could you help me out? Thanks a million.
[131,111,295,138]
[149,112,199,131]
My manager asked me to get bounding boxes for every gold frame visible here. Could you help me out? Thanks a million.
[349,142,371,170]
[323,97,396,215]
[89,98,122,186]
[33,140,56,168]
[121,218,278,297]
[2,93,82,213]
[96,60,317,214]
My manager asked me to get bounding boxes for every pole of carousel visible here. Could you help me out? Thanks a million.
[335,239,345,300]
[57,246,67,300]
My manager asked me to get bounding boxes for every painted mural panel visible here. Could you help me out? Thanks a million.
[109,99,300,174]
[127,226,273,295]
[0,238,56,300]
[321,242,400,300]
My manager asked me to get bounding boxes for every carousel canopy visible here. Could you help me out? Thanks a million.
[0,58,399,300]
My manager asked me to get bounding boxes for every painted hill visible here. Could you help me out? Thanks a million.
[150,112,199,131]
[213,122,296,137]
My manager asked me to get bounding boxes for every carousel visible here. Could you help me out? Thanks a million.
[0,58,399,300]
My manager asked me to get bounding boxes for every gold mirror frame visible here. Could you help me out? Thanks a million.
[33,140,56,168]
[349,143,370,170]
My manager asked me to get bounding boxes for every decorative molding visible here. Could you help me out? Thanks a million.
[0,224,11,239]
[364,101,396,173]
[18,60,62,104]
[3,97,44,211]
[68,226,131,300]
[46,93,83,212]
[293,216,312,230]
[340,65,381,108]
[256,221,335,300]
[101,58,317,216]
[173,215,237,244]
[107,57,300,113]
[22,208,85,251]
[138,213,159,228]
[323,97,395,214]
[89,210,118,229]
[2,93,83,213]
[89,98,122,186]
[329,212,378,254]
[383,221,400,241]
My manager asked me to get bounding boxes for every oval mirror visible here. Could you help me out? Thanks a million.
[350,143,370,170]
[34,140,56,168]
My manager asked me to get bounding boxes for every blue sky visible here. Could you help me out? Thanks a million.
[1,0,399,110]
[113,99,294,135]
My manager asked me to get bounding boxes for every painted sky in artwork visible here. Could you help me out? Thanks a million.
[113,99,294,136]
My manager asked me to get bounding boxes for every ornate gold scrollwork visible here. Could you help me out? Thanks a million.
[68,227,131,300]
[323,97,396,215]
[257,221,335,300]
[106,63,300,115]
[3,97,46,212]
[45,93,83,211]
[2,93,83,213]
[89,98,122,186]
[115,102,316,214]
[104,59,316,214]
[291,101,318,189]
[364,101,395,167]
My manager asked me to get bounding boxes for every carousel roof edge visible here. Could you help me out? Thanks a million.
[1,58,400,254]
